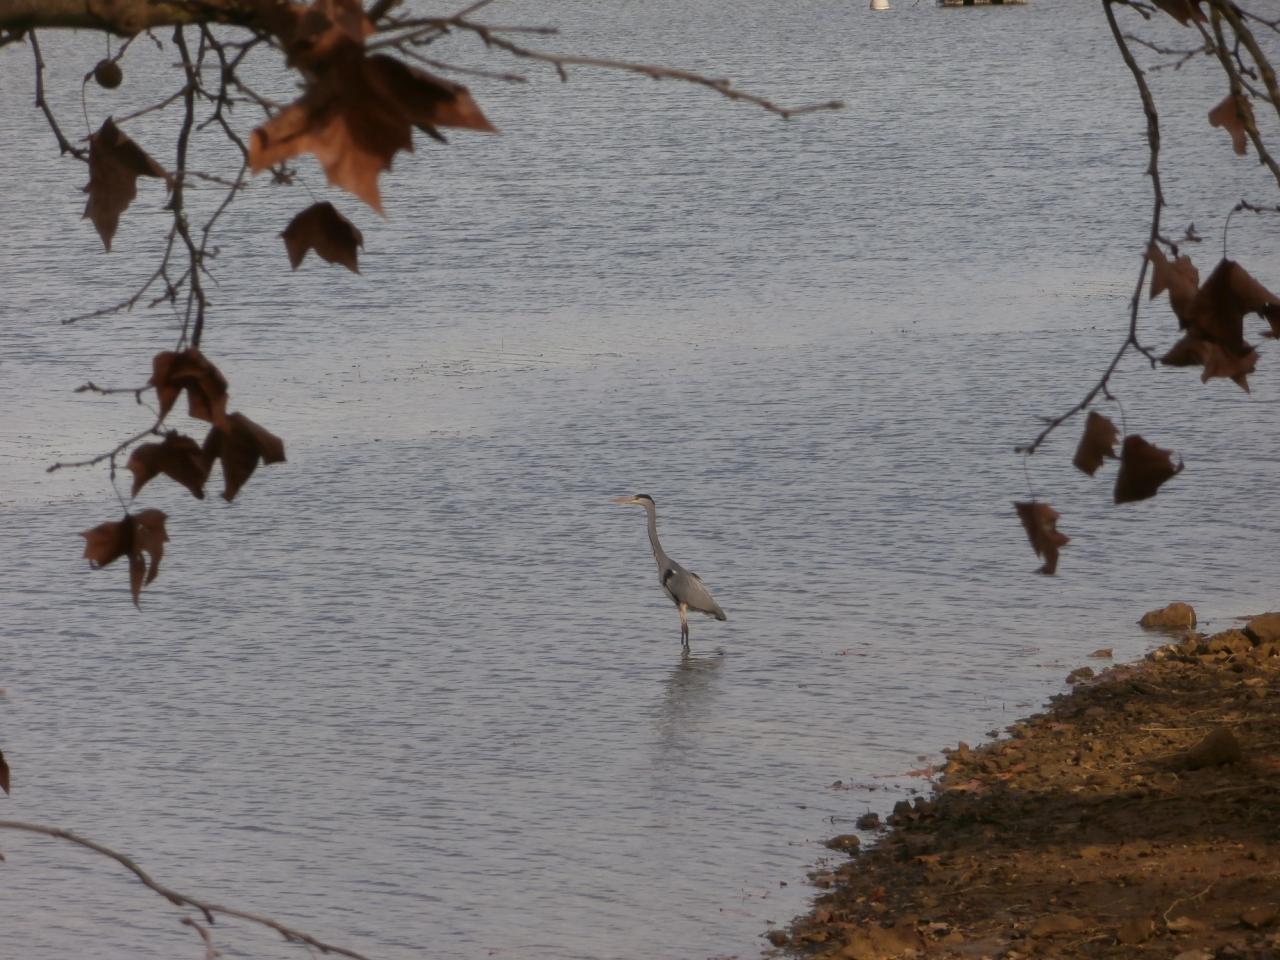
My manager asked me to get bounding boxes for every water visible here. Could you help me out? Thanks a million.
[2,1,1280,958]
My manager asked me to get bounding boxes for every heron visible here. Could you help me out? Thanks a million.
[612,494,727,649]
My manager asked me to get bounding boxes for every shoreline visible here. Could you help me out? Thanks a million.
[778,609,1280,960]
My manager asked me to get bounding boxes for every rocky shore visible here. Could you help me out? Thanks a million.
[777,608,1280,960]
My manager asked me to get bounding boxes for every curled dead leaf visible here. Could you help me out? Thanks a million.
[282,202,363,272]
[1185,258,1280,353]
[1209,94,1254,156]
[149,349,229,429]
[1161,335,1257,392]
[201,412,287,501]
[126,432,209,499]
[271,0,374,69]
[80,509,169,606]
[1114,435,1182,504]
[1147,243,1199,327]
[1014,501,1069,575]
[82,118,169,251]
[1072,411,1119,476]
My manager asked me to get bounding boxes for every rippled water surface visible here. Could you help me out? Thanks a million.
[3,1,1280,958]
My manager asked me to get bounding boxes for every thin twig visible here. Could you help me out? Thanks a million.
[0,821,371,960]
[29,31,87,160]
[461,23,845,119]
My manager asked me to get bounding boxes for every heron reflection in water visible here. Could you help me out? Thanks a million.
[611,494,727,649]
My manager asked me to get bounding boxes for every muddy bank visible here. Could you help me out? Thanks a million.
[778,610,1280,960]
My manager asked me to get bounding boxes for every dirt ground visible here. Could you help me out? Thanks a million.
[776,610,1280,960]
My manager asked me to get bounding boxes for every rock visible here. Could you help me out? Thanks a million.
[1240,905,1279,929]
[1029,914,1087,937]
[1066,666,1094,684]
[1088,647,1113,659]
[1117,916,1154,944]
[1167,916,1207,934]
[856,812,881,830]
[1140,602,1197,629]
[826,834,861,854]
[1245,612,1280,645]
[764,928,788,947]
[888,799,914,825]
[1182,726,1243,770]
[1206,629,1254,657]
[1173,950,1213,960]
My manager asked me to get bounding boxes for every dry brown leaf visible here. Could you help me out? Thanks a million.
[1184,258,1280,354]
[281,202,363,272]
[1209,94,1254,156]
[1147,243,1199,326]
[1199,341,1257,391]
[1014,501,1069,575]
[149,349,229,429]
[1150,0,1206,24]
[276,0,374,69]
[1161,335,1257,391]
[80,509,169,606]
[1072,410,1119,476]
[82,118,169,251]
[1114,435,1183,504]
[248,45,495,212]
[201,412,287,502]
[365,55,496,138]
[126,432,209,499]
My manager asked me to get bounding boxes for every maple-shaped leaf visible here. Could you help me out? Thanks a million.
[1147,243,1199,326]
[248,48,495,213]
[1150,0,1205,24]
[1114,435,1183,504]
[82,118,170,251]
[201,412,287,501]
[1209,94,1253,156]
[80,509,169,606]
[150,349,229,429]
[1184,258,1280,353]
[282,202,363,272]
[1014,501,1068,575]
[0,747,8,795]
[126,432,209,499]
[1072,410,1119,476]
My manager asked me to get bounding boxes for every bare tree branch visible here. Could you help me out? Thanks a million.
[0,0,261,35]
[0,820,372,960]
[1017,0,1164,456]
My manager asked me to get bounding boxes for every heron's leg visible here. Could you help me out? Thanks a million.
[679,604,689,649]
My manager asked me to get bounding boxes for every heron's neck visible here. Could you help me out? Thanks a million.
[643,504,670,568]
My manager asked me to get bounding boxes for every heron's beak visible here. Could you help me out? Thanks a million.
[611,496,637,506]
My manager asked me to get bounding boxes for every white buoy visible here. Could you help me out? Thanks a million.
[870,0,890,10]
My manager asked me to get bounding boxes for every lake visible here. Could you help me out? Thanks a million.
[2,1,1279,958]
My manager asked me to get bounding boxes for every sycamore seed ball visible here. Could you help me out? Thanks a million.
[94,59,123,90]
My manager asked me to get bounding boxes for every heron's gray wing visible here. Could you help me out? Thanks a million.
[662,564,726,618]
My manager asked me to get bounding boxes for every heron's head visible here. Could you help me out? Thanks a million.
[611,493,655,508]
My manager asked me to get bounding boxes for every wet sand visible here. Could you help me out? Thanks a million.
[779,611,1280,960]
